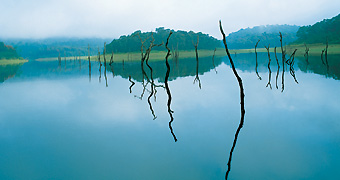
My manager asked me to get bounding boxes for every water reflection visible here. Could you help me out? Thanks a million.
[2,44,340,179]
[0,64,24,83]
[297,54,340,80]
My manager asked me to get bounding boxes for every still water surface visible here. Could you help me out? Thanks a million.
[0,53,339,179]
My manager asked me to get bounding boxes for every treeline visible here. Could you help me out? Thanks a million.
[295,13,340,44]
[1,38,111,60]
[226,25,300,49]
[106,27,221,53]
[0,42,20,59]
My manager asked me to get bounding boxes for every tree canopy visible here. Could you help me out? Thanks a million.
[105,27,221,53]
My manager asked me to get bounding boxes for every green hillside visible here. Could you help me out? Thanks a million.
[295,13,340,44]
[106,27,221,53]
[0,42,20,59]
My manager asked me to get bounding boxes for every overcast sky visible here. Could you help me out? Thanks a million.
[0,0,339,40]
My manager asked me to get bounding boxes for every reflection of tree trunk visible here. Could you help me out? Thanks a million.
[146,52,157,120]
[274,47,280,89]
[79,55,81,71]
[98,49,102,83]
[265,45,272,89]
[165,31,177,142]
[321,50,325,65]
[286,49,298,84]
[128,75,135,93]
[255,40,261,80]
[58,51,61,69]
[104,59,108,87]
[109,51,114,66]
[212,48,217,74]
[304,43,309,64]
[220,21,245,180]
[64,52,66,70]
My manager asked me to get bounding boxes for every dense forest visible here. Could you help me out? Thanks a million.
[0,42,20,59]
[295,13,340,44]
[106,27,221,53]
[226,25,300,49]
[1,38,110,60]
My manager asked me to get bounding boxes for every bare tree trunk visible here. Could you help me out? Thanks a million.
[220,20,245,180]
[265,45,272,89]
[164,31,177,142]
[255,40,262,80]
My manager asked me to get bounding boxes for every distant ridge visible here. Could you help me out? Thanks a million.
[226,25,300,49]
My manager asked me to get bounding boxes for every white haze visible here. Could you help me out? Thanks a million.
[0,0,339,39]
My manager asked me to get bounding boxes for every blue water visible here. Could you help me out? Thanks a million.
[0,54,339,179]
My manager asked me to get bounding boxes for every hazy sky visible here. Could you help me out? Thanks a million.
[0,0,339,39]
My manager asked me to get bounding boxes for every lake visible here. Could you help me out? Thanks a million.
[0,52,339,179]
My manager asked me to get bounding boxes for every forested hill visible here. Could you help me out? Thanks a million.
[295,13,340,44]
[0,42,20,59]
[106,27,221,53]
[226,25,300,49]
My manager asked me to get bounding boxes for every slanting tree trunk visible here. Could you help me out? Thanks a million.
[220,20,245,180]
